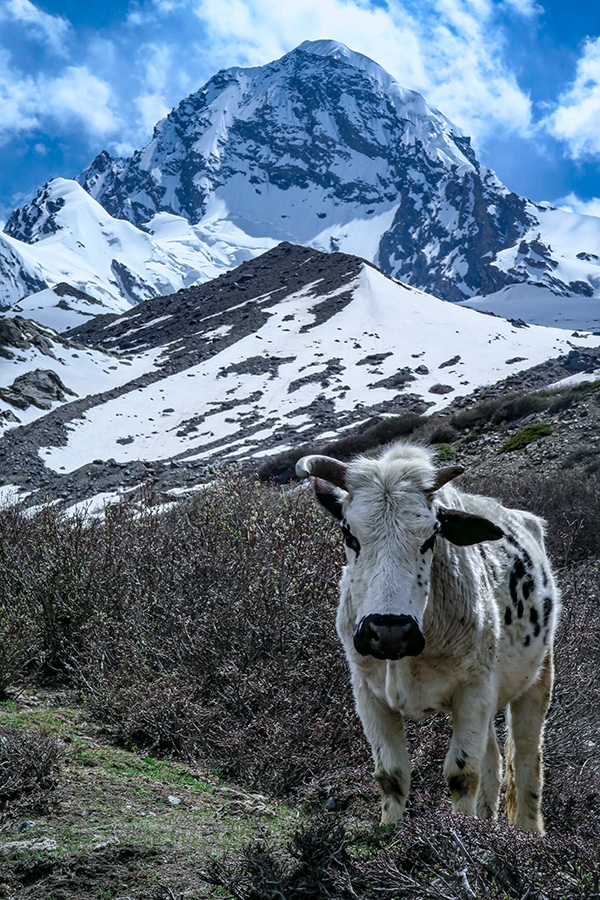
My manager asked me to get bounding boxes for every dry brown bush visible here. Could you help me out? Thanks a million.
[0,727,63,811]
[201,811,600,899]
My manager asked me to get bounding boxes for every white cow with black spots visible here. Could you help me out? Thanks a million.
[296,443,559,832]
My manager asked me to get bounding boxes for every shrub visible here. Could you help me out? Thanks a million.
[464,467,600,565]
[0,727,63,810]
[362,413,425,443]
[76,475,367,798]
[256,414,426,482]
[423,421,460,444]
[200,812,600,900]
[451,391,552,431]
[498,422,552,452]
[256,444,314,483]
[433,442,456,462]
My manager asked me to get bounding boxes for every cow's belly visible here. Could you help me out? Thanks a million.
[496,632,549,707]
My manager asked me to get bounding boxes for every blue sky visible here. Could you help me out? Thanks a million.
[1,0,600,223]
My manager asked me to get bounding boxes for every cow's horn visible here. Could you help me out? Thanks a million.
[296,455,348,489]
[430,465,465,492]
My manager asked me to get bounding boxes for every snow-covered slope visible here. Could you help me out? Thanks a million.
[1,179,275,323]
[459,206,600,331]
[0,314,156,432]
[4,40,600,328]
[1,245,599,507]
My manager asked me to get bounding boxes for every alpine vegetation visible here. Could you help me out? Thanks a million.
[297,443,560,830]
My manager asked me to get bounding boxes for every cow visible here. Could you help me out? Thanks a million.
[296,443,559,833]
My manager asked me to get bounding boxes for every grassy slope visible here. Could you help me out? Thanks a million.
[0,692,299,899]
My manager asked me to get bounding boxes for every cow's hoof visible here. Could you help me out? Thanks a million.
[380,796,405,826]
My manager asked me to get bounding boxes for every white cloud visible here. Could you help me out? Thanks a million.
[0,51,40,135]
[556,192,600,218]
[543,37,600,158]
[0,54,119,140]
[501,0,542,17]
[136,93,171,133]
[43,66,119,135]
[3,0,71,55]
[140,43,173,94]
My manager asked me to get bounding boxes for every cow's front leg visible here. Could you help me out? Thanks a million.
[445,684,494,816]
[353,676,410,825]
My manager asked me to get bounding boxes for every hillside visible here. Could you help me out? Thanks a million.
[1,244,600,509]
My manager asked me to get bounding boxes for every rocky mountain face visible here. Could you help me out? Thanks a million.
[70,39,534,303]
[1,244,599,510]
[3,40,600,329]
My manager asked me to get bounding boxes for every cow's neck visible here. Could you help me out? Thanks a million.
[422,541,489,657]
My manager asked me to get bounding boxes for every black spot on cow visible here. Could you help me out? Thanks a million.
[542,596,553,627]
[509,570,519,606]
[524,634,531,647]
[509,558,527,606]
[529,606,540,637]
[448,773,476,799]
[507,535,534,570]
[420,534,436,554]
[522,577,534,601]
[517,599,524,619]
[376,769,405,801]
[513,558,526,580]
[504,606,513,626]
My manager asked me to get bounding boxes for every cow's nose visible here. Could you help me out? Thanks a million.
[353,614,425,660]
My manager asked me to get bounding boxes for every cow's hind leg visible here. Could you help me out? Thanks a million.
[505,649,554,834]
[354,677,410,825]
[476,719,502,819]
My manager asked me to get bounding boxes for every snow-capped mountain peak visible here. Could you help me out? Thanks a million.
[296,38,463,150]
[3,40,600,330]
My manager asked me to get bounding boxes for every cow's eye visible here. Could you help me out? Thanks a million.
[342,522,361,557]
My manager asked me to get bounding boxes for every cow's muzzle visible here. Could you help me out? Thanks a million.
[353,614,425,660]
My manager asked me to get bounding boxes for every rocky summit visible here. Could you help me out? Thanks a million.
[2,40,600,329]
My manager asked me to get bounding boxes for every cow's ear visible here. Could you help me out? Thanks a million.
[437,507,504,546]
[313,477,345,521]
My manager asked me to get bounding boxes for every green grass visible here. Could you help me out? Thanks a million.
[1,694,300,893]
[433,442,456,461]
[498,422,552,453]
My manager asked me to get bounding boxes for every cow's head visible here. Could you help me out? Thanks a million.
[296,445,503,661]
